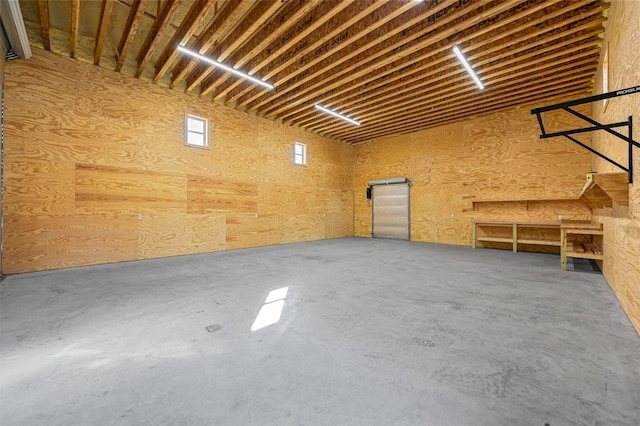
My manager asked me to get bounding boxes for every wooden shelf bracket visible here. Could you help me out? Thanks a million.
[531,86,640,183]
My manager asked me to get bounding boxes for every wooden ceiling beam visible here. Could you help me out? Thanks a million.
[322,67,596,140]
[229,0,425,104]
[260,0,582,119]
[38,0,50,50]
[115,0,149,72]
[340,84,592,144]
[70,0,80,58]
[184,0,284,94]
[281,7,605,124]
[94,0,115,65]
[290,32,600,127]
[305,48,599,131]
[169,0,251,89]
[284,4,603,125]
[345,87,592,143]
[244,0,458,115]
[316,59,598,135]
[153,0,217,84]
[135,0,183,78]
[205,0,322,101]
[217,0,354,105]
[256,0,523,119]
[228,0,394,109]
[313,55,598,137]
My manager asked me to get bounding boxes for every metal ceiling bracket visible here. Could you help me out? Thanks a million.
[531,86,640,183]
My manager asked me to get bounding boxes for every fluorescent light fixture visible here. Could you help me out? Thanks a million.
[315,104,361,126]
[453,45,484,90]
[177,46,274,90]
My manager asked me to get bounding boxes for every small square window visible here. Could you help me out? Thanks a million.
[293,142,306,166]
[186,115,208,148]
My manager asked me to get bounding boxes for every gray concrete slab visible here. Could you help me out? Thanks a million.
[1,237,639,425]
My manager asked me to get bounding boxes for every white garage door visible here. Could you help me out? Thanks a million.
[372,183,410,240]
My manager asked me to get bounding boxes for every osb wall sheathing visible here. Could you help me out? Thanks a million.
[591,0,640,334]
[354,101,593,248]
[3,48,354,273]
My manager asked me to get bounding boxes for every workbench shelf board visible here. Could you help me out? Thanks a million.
[560,222,605,271]
[472,221,562,253]
[566,251,604,261]
[469,198,576,212]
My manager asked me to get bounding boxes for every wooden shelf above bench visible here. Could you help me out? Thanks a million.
[465,172,629,212]
[578,172,629,209]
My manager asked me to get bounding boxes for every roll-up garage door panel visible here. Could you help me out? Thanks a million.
[373,184,409,240]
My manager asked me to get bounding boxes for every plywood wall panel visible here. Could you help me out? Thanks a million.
[326,213,353,240]
[590,0,640,334]
[138,214,226,259]
[282,214,324,243]
[75,164,187,214]
[226,214,284,250]
[3,214,138,274]
[187,176,258,214]
[4,159,75,216]
[257,184,308,215]
[4,48,353,272]
[355,96,593,248]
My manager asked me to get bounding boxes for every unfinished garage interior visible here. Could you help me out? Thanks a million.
[1,0,639,424]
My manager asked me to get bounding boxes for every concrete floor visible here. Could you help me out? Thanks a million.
[1,237,639,425]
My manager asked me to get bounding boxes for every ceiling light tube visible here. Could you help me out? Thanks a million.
[453,45,484,90]
[315,104,361,126]
[177,46,274,90]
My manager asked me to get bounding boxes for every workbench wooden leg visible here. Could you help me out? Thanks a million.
[560,229,567,271]
[472,223,477,249]
[512,224,518,253]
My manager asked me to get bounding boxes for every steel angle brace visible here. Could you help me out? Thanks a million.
[531,86,640,183]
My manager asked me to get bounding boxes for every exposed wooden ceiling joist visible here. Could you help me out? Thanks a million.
[20,0,609,144]
[94,0,115,66]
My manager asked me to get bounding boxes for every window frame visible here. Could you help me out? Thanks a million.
[293,142,307,166]
[185,114,209,149]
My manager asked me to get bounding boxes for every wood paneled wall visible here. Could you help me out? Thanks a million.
[1,39,6,278]
[591,0,640,334]
[354,101,593,246]
[3,48,353,273]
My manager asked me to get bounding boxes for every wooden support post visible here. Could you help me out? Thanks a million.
[560,228,567,271]
[472,222,477,249]
[512,223,518,253]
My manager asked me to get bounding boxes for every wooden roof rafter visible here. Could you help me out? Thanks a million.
[152,0,218,84]
[168,0,251,89]
[183,0,285,94]
[279,2,603,124]
[203,0,323,101]
[303,46,601,134]
[314,54,600,138]
[324,67,597,142]
[37,0,50,50]
[344,83,594,144]
[290,31,602,128]
[215,0,379,107]
[18,0,608,144]
[70,0,80,58]
[260,0,586,121]
[227,0,399,110]
[282,0,602,126]
[225,0,427,105]
[114,0,149,72]
[94,0,115,65]
[240,0,458,115]
[254,0,522,119]
[135,0,183,78]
